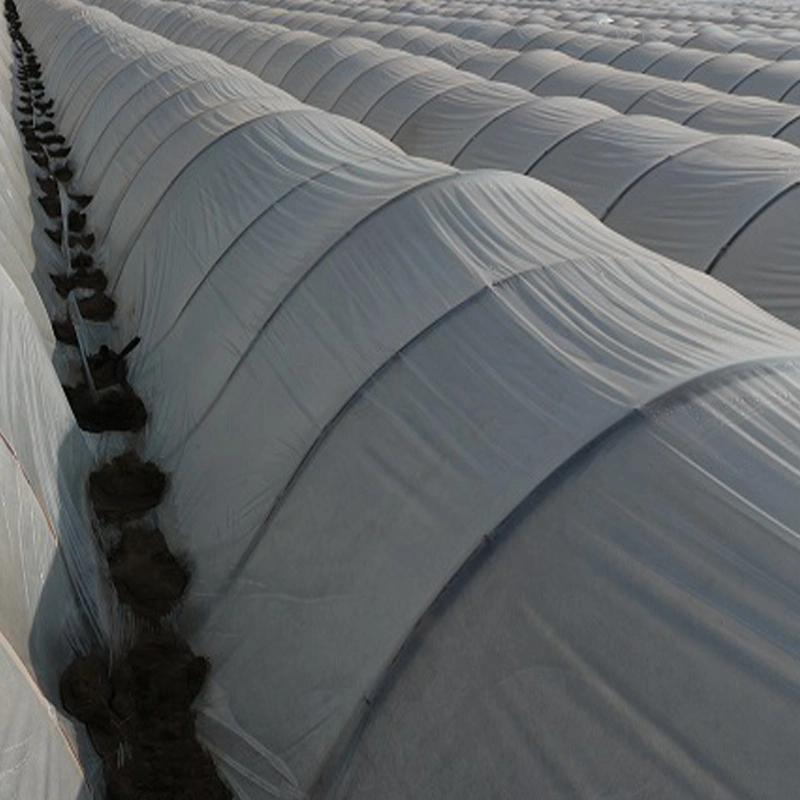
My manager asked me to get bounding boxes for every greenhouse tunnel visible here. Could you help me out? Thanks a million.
[83,0,800,330]
[225,0,800,102]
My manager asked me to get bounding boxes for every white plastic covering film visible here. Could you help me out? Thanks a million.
[14,0,800,798]
[82,0,800,330]
[0,25,108,800]
[139,0,800,145]
[216,0,800,47]
[347,0,800,50]
[215,0,800,104]
[0,15,57,343]
[0,272,105,800]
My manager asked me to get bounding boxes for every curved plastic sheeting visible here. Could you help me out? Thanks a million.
[155,0,800,150]
[249,0,800,54]
[223,0,800,106]
[86,0,800,328]
[17,1,800,798]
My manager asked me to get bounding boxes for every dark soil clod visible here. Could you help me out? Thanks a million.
[112,633,208,723]
[65,383,148,433]
[52,317,77,344]
[68,231,94,249]
[89,452,167,522]
[37,193,60,217]
[77,291,116,321]
[67,208,85,231]
[60,653,112,726]
[69,192,93,208]
[50,268,107,298]
[104,741,233,800]
[109,528,189,619]
[88,343,131,389]
[53,163,73,182]
[82,633,230,800]
[47,145,71,158]
[36,175,57,194]
[70,251,94,271]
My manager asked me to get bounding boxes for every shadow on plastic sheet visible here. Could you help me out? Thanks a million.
[27,423,109,800]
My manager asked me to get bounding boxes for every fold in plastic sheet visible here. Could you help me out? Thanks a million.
[426,36,488,67]
[457,47,524,79]
[689,25,800,59]
[628,78,779,121]
[267,36,362,93]
[685,52,764,91]
[17,1,800,797]
[312,50,446,115]
[593,38,658,65]
[605,136,800,270]
[390,80,536,163]
[531,115,714,218]
[455,95,614,172]
[300,45,422,108]
[690,95,800,140]
[734,61,800,100]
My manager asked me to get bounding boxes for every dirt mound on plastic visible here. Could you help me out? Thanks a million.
[109,528,189,620]
[60,653,112,726]
[89,452,167,522]
[65,384,148,433]
[86,344,133,390]
[61,635,232,800]
[50,268,106,297]
[77,290,116,321]
[52,316,76,344]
